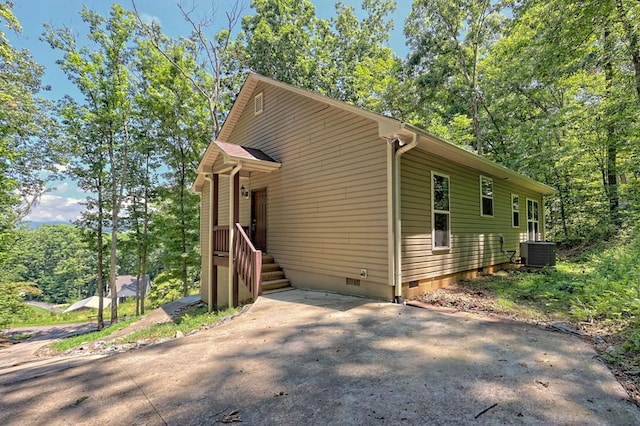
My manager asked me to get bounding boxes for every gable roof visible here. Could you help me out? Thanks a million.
[110,275,151,298]
[63,296,112,313]
[195,72,555,195]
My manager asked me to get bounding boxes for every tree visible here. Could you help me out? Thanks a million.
[0,281,41,331]
[477,0,639,239]
[240,0,320,86]
[2,225,93,303]
[135,36,209,298]
[0,1,57,229]
[326,0,400,112]
[404,0,505,154]
[240,0,399,112]
[44,5,140,326]
[133,0,244,135]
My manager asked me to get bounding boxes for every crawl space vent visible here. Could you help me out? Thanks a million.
[254,92,264,115]
[346,278,360,286]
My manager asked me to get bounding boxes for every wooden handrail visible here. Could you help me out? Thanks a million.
[233,223,262,298]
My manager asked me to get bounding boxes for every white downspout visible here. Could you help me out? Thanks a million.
[228,163,243,308]
[203,174,215,312]
[393,133,417,303]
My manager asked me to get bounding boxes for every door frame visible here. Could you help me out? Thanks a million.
[250,187,268,252]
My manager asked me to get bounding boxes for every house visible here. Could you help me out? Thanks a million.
[192,73,555,309]
[109,275,151,303]
[63,296,111,313]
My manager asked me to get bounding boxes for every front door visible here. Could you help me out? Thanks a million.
[251,188,267,252]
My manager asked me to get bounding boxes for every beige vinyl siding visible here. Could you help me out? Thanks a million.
[401,147,543,282]
[215,176,250,226]
[224,82,390,288]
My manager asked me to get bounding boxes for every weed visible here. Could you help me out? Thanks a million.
[51,319,137,351]
[49,305,240,352]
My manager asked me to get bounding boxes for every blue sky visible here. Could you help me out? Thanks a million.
[7,0,412,224]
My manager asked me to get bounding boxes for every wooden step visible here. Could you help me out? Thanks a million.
[262,278,291,292]
[261,270,285,281]
[261,263,281,272]
[262,255,274,264]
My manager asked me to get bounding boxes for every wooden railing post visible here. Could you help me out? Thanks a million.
[233,223,262,301]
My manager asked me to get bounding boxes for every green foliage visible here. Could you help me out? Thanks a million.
[0,2,58,230]
[0,281,41,330]
[146,271,189,308]
[476,0,640,241]
[9,298,143,327]
[50,318,137,352]
[239,0,400,113]
[576,233,640,326]
[50,305,239,352]
[122,306,238,342]
[241,0,320,86]
[467,231,640,352]
[6,225,95,303]
[12,304,99,327]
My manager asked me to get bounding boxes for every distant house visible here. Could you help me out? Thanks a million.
[109,275,151,303]
[192,73,555,309]
[63,296,111,313]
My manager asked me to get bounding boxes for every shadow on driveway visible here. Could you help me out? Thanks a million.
[1,289,638,425]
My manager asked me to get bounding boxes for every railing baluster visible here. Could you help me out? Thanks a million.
[233,223,262,300]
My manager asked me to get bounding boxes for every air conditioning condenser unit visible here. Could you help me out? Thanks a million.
[520,241,556,267]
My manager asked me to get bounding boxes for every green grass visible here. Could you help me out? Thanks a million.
[51,318,138,351]
[49,305,240,353]
[122,306,238,342]
[465,232,640,357]
[468,263,588,320]
[11,299,148,327]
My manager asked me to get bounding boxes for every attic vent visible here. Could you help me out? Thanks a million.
[254,92,264,115]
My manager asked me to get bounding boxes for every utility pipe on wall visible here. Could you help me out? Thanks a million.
[203,174,215,312]
[393,133,417,303]
[228,163,243,308]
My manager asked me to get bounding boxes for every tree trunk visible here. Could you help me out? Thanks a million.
[96,182,104,331]
[140,179,149,315]
[180,162,188,297]
[604,27,620,228]
[554,169,569,239]
[472,89,482,155]
[615,0,640,104]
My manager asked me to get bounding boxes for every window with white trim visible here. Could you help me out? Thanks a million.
[480,176,493,217]
[432,172,451,250]
[512,194,520,228]
[527,199,540,240]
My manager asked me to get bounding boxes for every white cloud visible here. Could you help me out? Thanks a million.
[139,13,161,26]
[25,193,85,223]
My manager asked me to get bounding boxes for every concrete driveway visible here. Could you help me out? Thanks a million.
[1,289,638,425]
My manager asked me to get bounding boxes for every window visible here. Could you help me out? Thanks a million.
[480,176,493,217]
[254,92,264,115]
[512,194,520,228]
[527,199,540,240]
[432,172,451,250]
